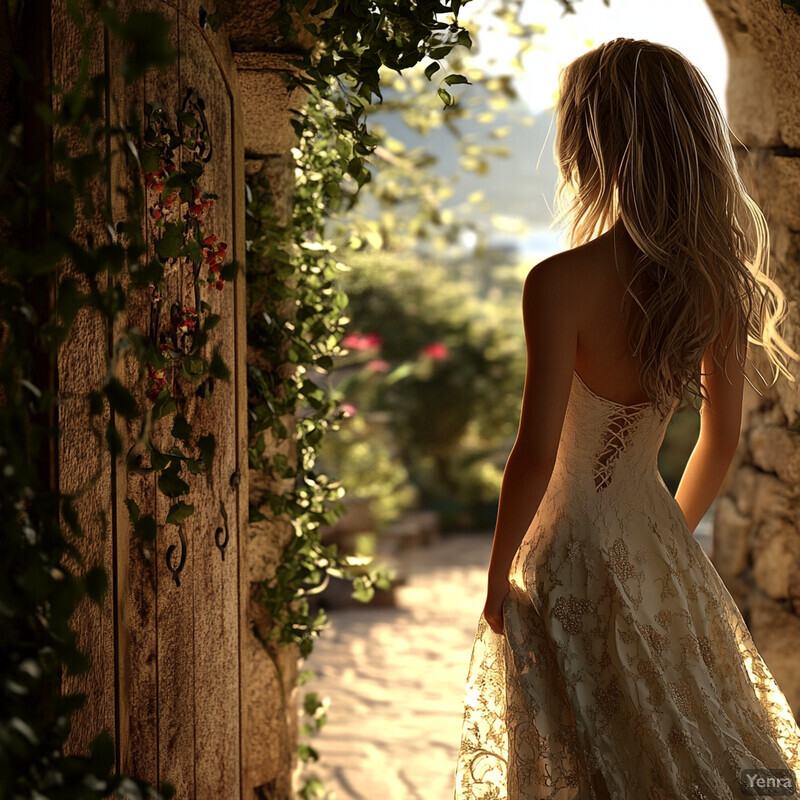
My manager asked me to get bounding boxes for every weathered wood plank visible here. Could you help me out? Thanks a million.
[107,0,159,785]
[174,3,240,797]
[226,22,252,800]
[53,0,116,759]
[142,3,195,796]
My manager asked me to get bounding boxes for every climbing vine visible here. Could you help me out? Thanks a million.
[245,108,397,660]
[124,93,238,572]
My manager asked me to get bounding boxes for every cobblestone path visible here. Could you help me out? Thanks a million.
[298,518,713,799]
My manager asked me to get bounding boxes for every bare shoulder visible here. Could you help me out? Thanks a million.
[523,249,589,311]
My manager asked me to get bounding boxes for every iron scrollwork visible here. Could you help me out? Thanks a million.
[215,499,229,561]
[165,525,188,587]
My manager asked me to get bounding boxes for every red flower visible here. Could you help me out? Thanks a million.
[145,362,167,401]
[421,342,448,360]
[201,233,228,290]
[366,359,390,373]
[145,163,173,194]
[173,306,198,334]
[145,171,165,193]
[189,185,215,221]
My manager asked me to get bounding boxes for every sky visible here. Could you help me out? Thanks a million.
[445,0,730,256]
[458,0,729,117]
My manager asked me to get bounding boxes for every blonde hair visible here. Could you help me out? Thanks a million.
[552,37,798,416]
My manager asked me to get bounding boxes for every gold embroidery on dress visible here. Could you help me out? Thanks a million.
[453,370,800,800]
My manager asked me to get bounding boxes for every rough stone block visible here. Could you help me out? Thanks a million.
[752,519,800,600]
[713,494,752,579]
[749,591,800,717]
[748,424,800,483]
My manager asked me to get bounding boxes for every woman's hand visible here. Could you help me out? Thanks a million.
[483,579,510,636]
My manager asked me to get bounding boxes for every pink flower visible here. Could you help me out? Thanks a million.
[343,331,382,351]
[421,342,448,360]
[366,359,390,373]
[339,402,357,418]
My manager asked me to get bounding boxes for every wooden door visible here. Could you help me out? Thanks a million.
[54,1,248,796]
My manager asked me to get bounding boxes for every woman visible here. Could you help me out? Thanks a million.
[453,39,800,800]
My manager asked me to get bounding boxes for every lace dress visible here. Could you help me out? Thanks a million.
[453,369,800,800]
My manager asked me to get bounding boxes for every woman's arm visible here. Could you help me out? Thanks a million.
[674,437,738,533]
[674,316,745,533]
[483,256,578,634]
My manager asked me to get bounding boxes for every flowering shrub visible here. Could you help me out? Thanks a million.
[331,246,525,528]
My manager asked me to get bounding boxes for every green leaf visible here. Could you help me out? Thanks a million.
[186,458,205,474]
[103,377,139,419]
[220,259,239,280]
[134,514,157,543]
[351,576,374,603]
[152,393,177,420]
[141,144,161,174]
[186,236,202,264]
[443,73,471,86]
[429,45,453,59]
[166,501,195,525]
[197,434,216,473]
[208,348,230,382]
[125,497,141,523]
[171,413,191,441]
[437,87,453,107]
[84,564,108,604]
[150,448,170,471]
[155,221,183,259]
[456,29,473,49]
[424,62,440,81]
[158,462,190,497]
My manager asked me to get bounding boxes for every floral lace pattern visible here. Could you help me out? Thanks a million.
[453,370,800,799]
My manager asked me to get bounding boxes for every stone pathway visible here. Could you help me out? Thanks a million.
[297,510,715,799]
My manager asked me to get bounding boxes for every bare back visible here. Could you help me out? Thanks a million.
[568,224,653,406]
[563,223,744,450]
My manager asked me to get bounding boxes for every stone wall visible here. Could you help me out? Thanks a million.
[705,0,800,716]
[225,3,316,795]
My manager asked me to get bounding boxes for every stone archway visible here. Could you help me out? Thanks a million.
[704,0,800,716]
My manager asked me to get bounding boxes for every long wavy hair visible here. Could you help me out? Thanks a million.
[551,37,798,416]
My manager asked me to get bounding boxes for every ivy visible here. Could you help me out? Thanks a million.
[266,0,475,206]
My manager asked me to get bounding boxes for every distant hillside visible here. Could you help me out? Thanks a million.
[368,81,561,232]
